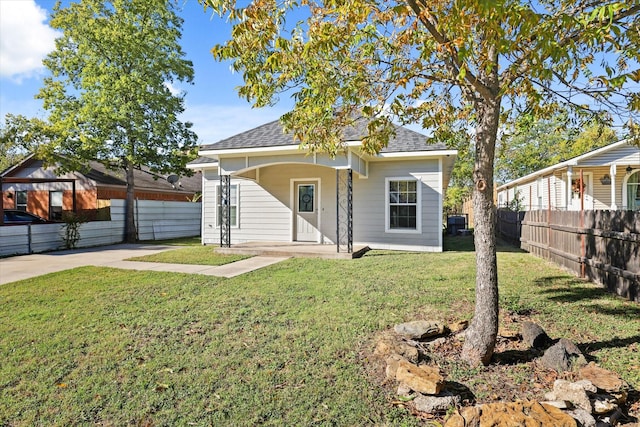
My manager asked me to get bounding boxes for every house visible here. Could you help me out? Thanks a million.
[496,139,640,211]
[1,154,201,221]
[187,119,457,253]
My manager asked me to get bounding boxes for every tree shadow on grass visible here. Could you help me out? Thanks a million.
[532,276,611,302]
[578,335,640,354]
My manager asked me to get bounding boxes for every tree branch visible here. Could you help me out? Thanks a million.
[404,0,494,101]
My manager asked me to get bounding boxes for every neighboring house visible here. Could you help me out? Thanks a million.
[187,119,457,252]
[1,154,201,221]
[496,139,640,211]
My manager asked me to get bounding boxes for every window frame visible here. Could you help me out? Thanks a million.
[622,170,640,211]
[216,183,239,228]
[15,190,28,211]
[49,190,64,221]
[385,177,421,234]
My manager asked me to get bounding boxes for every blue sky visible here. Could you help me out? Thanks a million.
[0,0,291,145]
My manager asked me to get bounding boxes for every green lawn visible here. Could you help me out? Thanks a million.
[127,245,250,266]
[1,237,638,426]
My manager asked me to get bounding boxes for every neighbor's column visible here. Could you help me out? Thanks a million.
[610,164,617,210]
[566,166,573,209]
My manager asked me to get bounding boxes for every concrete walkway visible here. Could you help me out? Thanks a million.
[0,244,290,285]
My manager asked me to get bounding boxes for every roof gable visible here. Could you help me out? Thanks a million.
[497,139,640,190]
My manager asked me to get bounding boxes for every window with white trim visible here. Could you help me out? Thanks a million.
[216,184,238,227]
[626,171,640,211]
[386,178,420,232]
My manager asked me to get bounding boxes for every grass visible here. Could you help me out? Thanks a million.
[138,236,203,246]
[126,245,250,266]
[1,236,638,426]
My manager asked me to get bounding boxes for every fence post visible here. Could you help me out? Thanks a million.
[28,224,32,254]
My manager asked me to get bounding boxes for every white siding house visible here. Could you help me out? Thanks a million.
[188,119,457,252]
[496,140,640,211]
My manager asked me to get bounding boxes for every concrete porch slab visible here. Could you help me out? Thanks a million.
[215,242,370,259]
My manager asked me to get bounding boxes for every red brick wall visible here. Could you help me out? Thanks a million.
[2,190,97,220]
[3,187,195,220]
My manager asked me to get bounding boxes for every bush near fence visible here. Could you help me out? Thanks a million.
[497,209,639,302]
[0,199,201,257]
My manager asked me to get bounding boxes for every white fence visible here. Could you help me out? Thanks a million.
[1,199,201,257]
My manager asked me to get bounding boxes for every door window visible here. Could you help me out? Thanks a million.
[298,184,314,213]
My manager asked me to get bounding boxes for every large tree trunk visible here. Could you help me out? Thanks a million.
[124,159,137,243]
[461,95,500,366]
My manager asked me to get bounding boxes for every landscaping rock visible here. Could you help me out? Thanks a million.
[413,392,461,413]
[375,335,419,363]
[444,401,577,427]
[542,400,573,409]
[545,379,595,413]
[522,321,551,348]
[448,320,468,333]
[394,320,447,340]
[385,354,404,380]
[540,338,587,372]
[395,360,444,395]
[592,394,619,415]
[579,363,628,394]
[396,383,413,398]
[566,408,596,427]
[424,337,447,347]
[444,406,480,427]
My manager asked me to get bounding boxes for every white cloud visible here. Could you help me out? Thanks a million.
[183,103,289,145]
[164,81,182,96]
[0,0,60,81]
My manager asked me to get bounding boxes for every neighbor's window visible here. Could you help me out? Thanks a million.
[15,191,27,211]
[216,184,238,227]
[49,190,63,221]
[386,178,420,232]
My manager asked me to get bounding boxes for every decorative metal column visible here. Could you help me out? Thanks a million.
[220,174,231,248]
[336,169,353,253]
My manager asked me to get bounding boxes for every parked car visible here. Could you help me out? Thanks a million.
[2,210,52,225]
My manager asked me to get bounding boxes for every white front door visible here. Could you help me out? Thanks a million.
[567,174,593,211]
[294,181,319,242]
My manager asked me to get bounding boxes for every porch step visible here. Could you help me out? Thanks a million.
[215,243,370,260]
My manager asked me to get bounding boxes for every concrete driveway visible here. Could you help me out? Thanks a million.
[0,244,289,285]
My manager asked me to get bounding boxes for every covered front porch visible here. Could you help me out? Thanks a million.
[215,241,370,259]
[216,150,364,254]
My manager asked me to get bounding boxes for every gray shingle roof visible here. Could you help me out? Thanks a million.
[3,156,201,193]
[200,119,447,153]
[187,156,218,166]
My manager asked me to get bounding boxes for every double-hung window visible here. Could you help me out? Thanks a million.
[216,184,238,227]
[49,190,64,221]
[15,191,27,211]
[386,178,420,232]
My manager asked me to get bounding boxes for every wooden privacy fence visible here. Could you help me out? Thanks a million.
[497,209,639,302]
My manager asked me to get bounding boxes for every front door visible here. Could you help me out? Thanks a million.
[567,174,593,211]
[294,181,319,242]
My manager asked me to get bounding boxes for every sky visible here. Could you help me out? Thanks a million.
[0,0,292,145]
